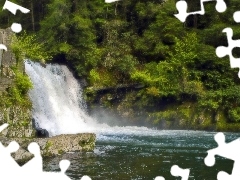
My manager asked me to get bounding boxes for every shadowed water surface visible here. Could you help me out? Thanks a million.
[43,129,238,180]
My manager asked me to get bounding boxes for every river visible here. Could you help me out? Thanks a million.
[25,61,237,180]
[43,128,237,180]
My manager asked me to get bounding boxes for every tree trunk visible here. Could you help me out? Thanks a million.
[31,1,35,31]
[115,2,118,16]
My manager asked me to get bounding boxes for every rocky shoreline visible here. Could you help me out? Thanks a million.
[0,133,96,164]
[0,28,96,164]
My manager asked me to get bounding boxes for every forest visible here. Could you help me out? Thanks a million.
[1,0,240,131]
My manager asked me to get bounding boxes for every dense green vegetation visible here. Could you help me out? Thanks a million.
[1,0,240,130]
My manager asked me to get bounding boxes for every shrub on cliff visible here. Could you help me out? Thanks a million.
[10,31,52,64]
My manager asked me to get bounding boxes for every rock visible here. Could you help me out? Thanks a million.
[12,147,34,165]
[0,28,33,139]
[0,28,16,68]
[0,133,96,164]
[40,61,46,68]
[0,136,33,165]
[39,133,96,156]
[32,118,49,137]
[36,128,49,138]
[1,127,36,138]
[0,106,35,138]
[80,78,88,87]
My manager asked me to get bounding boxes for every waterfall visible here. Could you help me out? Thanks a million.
[25,60,161,138]
[25,60,96,136]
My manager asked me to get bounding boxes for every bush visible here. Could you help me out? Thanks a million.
[6,69,33,107]
[11,31,52,64]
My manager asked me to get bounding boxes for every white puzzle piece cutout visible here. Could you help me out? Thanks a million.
[0,123,92,179]
[105,0,121,3]
[174,0,227,22]
[0,123,21,178]
[81,175,92,180]
[154,176,165,180]
[11,23,22,33]
[3,0,30,15]
[0,123,8,132]
[40,160,72,180]
[204,132,240,180]
[154,165,190,180]
[233,11,240,23]
[0,44,7,51]
[2,0,30,33]
[215,28,240,78]
[171,165,190,180]
[21,142,42,173]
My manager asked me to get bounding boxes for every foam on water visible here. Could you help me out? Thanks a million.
[24,61,216,140]
[25,60,97,136]
[25,61,174,137]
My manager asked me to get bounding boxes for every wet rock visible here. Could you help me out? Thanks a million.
[32,118,49,138]
[39,133,96,156]
[36,128,49,138]
[0,133,96,164]
[12,147,34,165]
[1,127,36,138]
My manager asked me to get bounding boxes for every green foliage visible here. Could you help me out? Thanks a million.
[199,90,222,110]
[14,70,33,95]
[228,108,240,123]
[131,33,204,98]
[3,0,240,127]
[150,110,178,125]
[3,69,33,108]
[89,68,117,87]
[90,69,100,84]
[45,141,53,151]
[11,31,52,63]
[20,119,30,127]
[38,0,101,76]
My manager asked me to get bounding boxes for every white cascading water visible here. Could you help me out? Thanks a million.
[25,60,97,136]
[25,60,180,139]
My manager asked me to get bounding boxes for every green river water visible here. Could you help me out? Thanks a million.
[43,128,238,180]
[25,61,237,180]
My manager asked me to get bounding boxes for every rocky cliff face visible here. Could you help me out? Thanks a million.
[0,28,35,138]
[0,29,81,139]
[0,29,96,158]
[0,28,16,92]
[86,86,231,131]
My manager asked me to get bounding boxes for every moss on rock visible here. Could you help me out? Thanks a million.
[0,133,96,164]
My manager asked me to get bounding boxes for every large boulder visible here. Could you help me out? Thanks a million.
[37,133,96,156]
[0,133,96,164]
